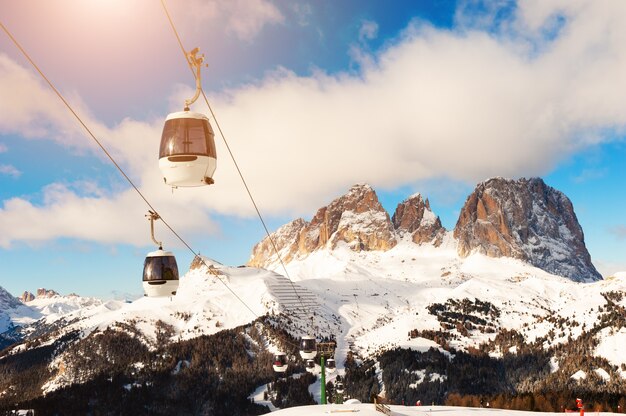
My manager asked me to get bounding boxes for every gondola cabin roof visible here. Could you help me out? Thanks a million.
[165,110,210,122]
[145,248,176,258]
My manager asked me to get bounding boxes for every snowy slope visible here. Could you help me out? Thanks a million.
[271,403,615,416]
[0,287,105,336]
[0,286,40,333]
[23,293,103,324]
[33,259,327,347]
[6,243,626,397]
[16,244,626,366]
[264,235,626,371]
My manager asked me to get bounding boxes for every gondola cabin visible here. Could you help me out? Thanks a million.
[272,353,288,373]
[306,359,316,372]
[336,381,345,395]
[326,358,336,373]
[159,111,217,187]
[299,335,317,360]
[143,249,179,297]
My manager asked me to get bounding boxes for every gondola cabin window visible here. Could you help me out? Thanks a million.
[160,117,216,158]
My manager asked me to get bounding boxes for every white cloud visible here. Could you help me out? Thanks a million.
[1,1,626,248]
[175,0,284,41]
[292,3,313,27]
[0,182,218,249]
[0,164,21,178]
[0,54,97,150]
[609,225,626,240]
[359,20,379,42]
[228,0,284,40]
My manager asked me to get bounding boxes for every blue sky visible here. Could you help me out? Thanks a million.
[0,0,625,298]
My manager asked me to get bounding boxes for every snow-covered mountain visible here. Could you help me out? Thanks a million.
[249,183,444,267]
[0,286,103,340]
[0,286,39,334]
[4,246,626,395]
[1,178,624,413]
[249,179,600,283]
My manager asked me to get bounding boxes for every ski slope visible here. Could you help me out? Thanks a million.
[271,403,608,415]
[6,239,626,395]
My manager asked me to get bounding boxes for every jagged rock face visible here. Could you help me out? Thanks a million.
[454,177,602,282]
[392,193,445,246]
[248,184,398,266]
[314,184,397,252]
[36,288,60,298]
[20,291,35,303]
[248,219,307,268]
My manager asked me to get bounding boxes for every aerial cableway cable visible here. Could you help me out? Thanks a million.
[1,7,321,367]
[160,0,311,318]
[0,19,258,319]
[160,2,327,373]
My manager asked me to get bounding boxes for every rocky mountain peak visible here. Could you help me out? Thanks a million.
[248,184,398,266]
[454,177,601,282]
[20,291,35,303]
[392,193,446,246]
[248,219,307,267]
[36,288,60,299]
[317,182,396,251]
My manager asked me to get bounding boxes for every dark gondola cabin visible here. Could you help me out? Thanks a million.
[299,335,317,359]
[273,353,288,373]
[326,358,336,372]
[143,249,179,297]
[159,111,217,187]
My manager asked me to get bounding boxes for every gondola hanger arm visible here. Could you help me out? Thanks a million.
[184,47,207,110]
[146,210,163,249]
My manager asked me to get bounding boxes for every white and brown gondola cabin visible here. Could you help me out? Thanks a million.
[159,110,216,187]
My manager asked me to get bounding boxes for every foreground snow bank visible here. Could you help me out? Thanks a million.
[271,404,615,415]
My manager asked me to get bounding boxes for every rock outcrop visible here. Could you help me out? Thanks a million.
[249,184,399,267]
[20,291,35,303]
[248,219,307,268]
[249,178,600,283]
[311,184,397,253]
[392,193,445,246]
[36,288,60,299]
[454,177,602,282]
